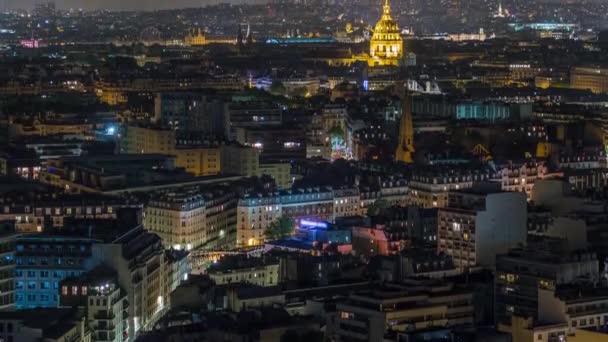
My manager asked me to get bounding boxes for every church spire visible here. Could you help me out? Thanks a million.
[395,85,415,163]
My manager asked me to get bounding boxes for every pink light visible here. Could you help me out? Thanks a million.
[20,39,40,49]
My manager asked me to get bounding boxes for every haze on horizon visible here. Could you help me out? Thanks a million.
[1,0,271,11]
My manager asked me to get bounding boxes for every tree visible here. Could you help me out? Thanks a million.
[264,215,295,241]
[269,81,286,96]
[367,198,389,216]
[329,125,344,138]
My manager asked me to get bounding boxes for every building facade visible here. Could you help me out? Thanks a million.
[60,265,129,342]
[121,124,176,155]
[570,67,608,94]
[408,170,489,208]
[207,256,280,287]
[331,280,474,341]
[237,195,282,248]
[90,227,170,338]
[495,242,599,325]
[144,191,206,251]
[220,145,260,177]
[437,184,527,269]
[16,236,94,309]
[0,224,18,311]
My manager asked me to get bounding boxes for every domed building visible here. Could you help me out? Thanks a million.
[369,0,403,67]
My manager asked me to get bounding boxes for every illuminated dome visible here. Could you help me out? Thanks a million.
[369,0,403,66]
[373,1,399,34]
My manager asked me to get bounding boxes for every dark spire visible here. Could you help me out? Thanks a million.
[237,24,244,47]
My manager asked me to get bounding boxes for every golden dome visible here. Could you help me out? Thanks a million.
[369,0,403,66]
[373,0,400,39]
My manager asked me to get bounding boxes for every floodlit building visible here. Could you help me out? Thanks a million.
[369,0,403,67]
[144,190,206,251]
[237,194,282,248]
[570,67,608,94]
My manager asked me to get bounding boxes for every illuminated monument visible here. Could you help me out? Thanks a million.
[184,28,207,46]
[395,88,415,163]
[369,0,403,67]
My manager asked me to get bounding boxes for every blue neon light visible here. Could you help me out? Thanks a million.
[300,219,328,229]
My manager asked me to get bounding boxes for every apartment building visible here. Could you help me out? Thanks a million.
[331,280,474,342]
[144,190,206,251]
[15,236,94,309]
[437,183,527,269]
[495,240,599,325]
[409,169,489,208]
[207,255,280,287]
[60,265,129,342]
[237,194,282,248]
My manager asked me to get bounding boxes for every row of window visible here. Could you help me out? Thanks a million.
[17,270,81,278]
[16,244,89,252]
[62,285,88,296]
[571,316,608,327]
[16,257,84,266]
[3,206,113,216]
[16,281,58,290]
[16,293,57,303]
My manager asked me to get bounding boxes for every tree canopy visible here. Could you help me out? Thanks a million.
[264,215,295,241]
[366,198,389,216]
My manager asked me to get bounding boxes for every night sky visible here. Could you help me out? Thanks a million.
[2,0,271,11]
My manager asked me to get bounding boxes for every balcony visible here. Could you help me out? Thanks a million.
[94,322,116,331]
[336,327,368,340]
[414,318,449,330]
[94,311,116,320]
[95,331,116,342]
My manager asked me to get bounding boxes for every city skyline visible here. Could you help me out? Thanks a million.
[1,0,271,11]
[0,0,606,341]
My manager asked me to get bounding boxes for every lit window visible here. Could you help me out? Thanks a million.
[340,311,354,319]
[506,274,517,283]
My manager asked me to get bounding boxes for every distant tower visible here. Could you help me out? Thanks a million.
[246,23,253,45]
[237,24,244,47]
[494,1,505,18]
[395,87,415,163]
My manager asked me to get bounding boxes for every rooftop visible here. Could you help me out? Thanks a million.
[208,255,279,273]
[554,283,608,302]
[0,308,85,338]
